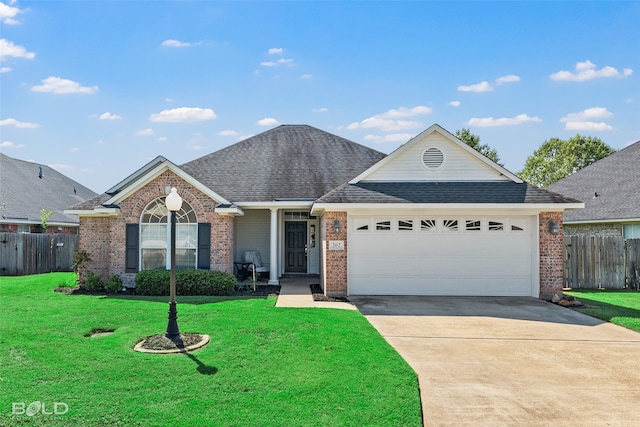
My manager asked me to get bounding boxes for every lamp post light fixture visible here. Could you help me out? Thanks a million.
[165,187,183,340]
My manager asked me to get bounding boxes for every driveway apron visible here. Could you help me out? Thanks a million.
[350,296,640,427]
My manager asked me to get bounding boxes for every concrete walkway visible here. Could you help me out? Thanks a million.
[275,278,356,310]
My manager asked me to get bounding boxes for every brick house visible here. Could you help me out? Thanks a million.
[0,153,97,234]
[546,140,640,239]
[67,124,582,299]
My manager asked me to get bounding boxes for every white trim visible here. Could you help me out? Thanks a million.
[236,201,314,209]
[349,124,523,184]
[564,218,640,225]
[312,202,584,215]
[64,208,121,217]
[214,206,244,216]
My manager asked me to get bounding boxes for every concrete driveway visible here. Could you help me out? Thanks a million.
[350,296,640,427]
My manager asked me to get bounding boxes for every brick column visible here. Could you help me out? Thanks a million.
[539,211,564,300]
[322,212,348,296]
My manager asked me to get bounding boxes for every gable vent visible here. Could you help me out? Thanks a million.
[422,147,444,170]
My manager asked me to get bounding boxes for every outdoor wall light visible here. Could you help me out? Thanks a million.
[548,219,560,236]
[165,187,183,340]
[333,219,341,235]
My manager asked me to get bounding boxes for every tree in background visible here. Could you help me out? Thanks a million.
[519,135,616,187]
[455,128,503,166]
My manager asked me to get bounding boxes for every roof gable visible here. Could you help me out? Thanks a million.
[104,157,230,206]
[350,124,522,184]
[546,140,640,222]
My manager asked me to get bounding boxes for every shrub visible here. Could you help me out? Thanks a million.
[134,269,236,296]
[104,275,123,294]
[84,272,104,293]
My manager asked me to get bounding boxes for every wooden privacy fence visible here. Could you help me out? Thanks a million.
[564,236,640,289]
[0,232,78,276]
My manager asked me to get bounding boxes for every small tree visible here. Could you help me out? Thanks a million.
[455,128,503,166]
[40,209,53,232]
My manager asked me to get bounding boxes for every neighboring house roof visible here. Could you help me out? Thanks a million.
[316,181,581,204]
[181,125,387,202]
[546,140,640,222]
[0,153,97,226]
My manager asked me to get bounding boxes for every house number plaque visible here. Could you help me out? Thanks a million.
[329,240,344,251]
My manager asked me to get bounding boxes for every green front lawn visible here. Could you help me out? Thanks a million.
[0,273,421,426]
[564,289,640,333]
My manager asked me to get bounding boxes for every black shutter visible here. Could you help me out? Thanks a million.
[197,223,211,270]
[125,224,139,273]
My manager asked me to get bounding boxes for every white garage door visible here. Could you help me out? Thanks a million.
[348,216,535,296]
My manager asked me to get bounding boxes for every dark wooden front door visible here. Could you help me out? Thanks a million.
[285,221,307,273]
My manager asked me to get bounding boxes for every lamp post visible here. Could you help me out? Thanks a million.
[165,187,183,340]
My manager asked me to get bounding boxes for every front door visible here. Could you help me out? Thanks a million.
[285,221,307,273]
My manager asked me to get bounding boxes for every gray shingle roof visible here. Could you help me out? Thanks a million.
[180,125,387,202]
[316,181,581,204]
[546,141,640,221]
[0,153,97,225]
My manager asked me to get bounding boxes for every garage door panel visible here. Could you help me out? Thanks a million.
[349,216,535,296]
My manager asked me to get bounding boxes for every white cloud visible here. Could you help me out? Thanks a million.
[458,81,493,93]
[550,60,633,82]
[162,39,191,48]
[564,121,613,131]
[98,112,122,120]
[496,74,520,84]
[268,48,283,54]
[257,117,278,126]
[0,2,21,24]
[312,107,328,113]
[0,117,39,128]
[70,147,80,152]
[300,74,312,79]
[217,130,238,136]
[560,107,612,122]
[560,107,614,131]
[149,107,216,123]
[449,101,461,107]
[261,58,296,67]
[0,141,25,148]
[0,38,35,60]
[363,133,415,143]
[467,113,542,127]
[165,97,174,103]
[0,66,11,72]
[136,128,155,136]
[157,136,167,142]
[31,76,98,94]
[347,106,431,131]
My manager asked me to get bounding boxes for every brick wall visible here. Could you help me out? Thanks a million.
[78,170,234,286]
[539,211,564,300]
[321,211,348,296]
[563,223,622,237]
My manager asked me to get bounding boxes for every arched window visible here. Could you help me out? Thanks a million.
[139,197,197,270]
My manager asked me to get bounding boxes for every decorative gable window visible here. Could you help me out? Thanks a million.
[139,197,197,270]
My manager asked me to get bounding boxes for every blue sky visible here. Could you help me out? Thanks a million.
[1,1,638,193]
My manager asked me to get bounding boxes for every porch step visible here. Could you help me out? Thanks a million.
[281,273,320,280]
